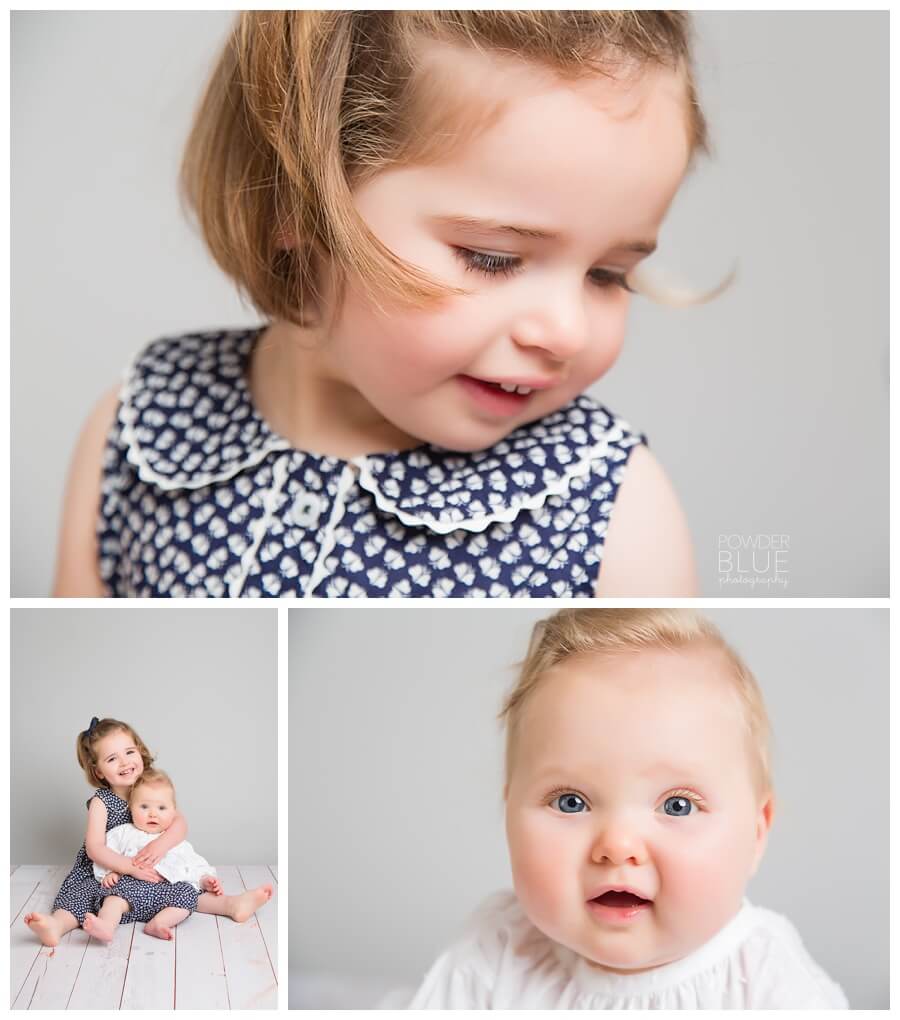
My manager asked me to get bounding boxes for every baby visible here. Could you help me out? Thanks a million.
[88,769,220,941]
[409,609,848,1008]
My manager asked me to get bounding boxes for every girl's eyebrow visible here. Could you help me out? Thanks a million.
[430,214,657,255]
[105,745,138,758]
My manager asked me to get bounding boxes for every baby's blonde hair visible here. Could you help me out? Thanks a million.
[500,609,772,795]
[181,11,711,332]
[129,768,177,807]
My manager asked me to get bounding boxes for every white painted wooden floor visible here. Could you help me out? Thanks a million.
[10,864,277,1010]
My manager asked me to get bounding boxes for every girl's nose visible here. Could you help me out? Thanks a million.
[511,282,590,361]
[589,817,649,867]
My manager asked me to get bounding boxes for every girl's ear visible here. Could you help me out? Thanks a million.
[749,792,775,876]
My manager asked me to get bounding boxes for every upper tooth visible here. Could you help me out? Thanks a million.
[515,385,532,395]
[499,382,517,393]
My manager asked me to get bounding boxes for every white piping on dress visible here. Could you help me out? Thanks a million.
[352,436,617,535]
[304,464,358,598]
[116,344,291,492]
[228,452,292,598]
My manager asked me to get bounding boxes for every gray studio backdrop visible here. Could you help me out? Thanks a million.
[289,606,888,1009]
[11,608,277,864]
[12,12,888,596]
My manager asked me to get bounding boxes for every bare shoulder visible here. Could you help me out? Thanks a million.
[594,444,698,597]
[52,386,121,597]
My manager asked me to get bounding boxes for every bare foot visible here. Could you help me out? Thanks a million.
[230,884,273,923]
[83,912,116,944]
[143,919,173,941]
[24,912,61,947]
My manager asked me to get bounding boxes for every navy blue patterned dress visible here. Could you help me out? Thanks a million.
[98,328,646,597]
[96,873,198,924]
[52,788,197,924]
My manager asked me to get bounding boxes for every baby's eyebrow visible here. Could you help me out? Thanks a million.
[431,214,657,255]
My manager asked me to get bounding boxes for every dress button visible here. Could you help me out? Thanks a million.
[290,491,323,528]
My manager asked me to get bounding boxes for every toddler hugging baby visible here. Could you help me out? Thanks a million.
[87,768,219,942]
[25,717,271,947]
[408,609,848,1009]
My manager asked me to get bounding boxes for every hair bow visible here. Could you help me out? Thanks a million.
[86,716,99,736]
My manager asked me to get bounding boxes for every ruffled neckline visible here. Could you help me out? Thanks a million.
[117,327,643,534]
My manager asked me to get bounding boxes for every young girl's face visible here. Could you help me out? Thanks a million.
[505,645,772,973]
[93,729,144,792]
[130,782,175,834]
[316,48,691,452]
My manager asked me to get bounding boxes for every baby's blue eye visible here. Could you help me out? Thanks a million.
[662,796,693,817]
[552,793,588,814]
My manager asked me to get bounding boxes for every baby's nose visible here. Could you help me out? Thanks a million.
[589,817,649,867]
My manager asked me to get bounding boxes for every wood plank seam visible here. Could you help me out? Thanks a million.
[214,917,232,1011]
[117,923,137,1010]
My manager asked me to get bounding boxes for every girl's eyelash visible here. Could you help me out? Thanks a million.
[452,246,634,292]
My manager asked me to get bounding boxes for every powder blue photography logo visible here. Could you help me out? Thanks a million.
[718,534,789,590]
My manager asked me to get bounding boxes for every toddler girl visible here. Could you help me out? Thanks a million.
[24,718,272,946]
[55,12,708,598]
[409,609,848,1008]
[88,768,220,942]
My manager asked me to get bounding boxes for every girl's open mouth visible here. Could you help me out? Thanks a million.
[457,375,536,416]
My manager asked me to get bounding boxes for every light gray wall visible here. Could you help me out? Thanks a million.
[11,607,277,863]
[12,12,888,596]
[288,606,888,1009]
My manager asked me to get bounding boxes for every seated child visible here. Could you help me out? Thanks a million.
[409,609,848,1009]
[86,769,220,942]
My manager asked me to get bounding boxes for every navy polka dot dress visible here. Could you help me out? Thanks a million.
[52,788,129,924]
[52,787,198,925]
[96,874,198,924]
[99,328,646,598]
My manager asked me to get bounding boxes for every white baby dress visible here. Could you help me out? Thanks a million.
[93,823,215,891]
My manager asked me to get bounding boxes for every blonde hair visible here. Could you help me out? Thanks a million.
[500,609,772,794]
[180,11,712,331]
[76,718,155,789]
[129,768,177,806]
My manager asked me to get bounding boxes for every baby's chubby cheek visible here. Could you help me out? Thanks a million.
[506,811,581,936]
[655,835,755,951]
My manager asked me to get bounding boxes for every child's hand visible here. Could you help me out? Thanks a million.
[101,871,121,889]
[129,862,163,883]
[200,874,223,896]
[133,845,164,868]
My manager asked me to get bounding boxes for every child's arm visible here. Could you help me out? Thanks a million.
[594,446,698,597]
[52,387,120,597]
[132,811,188,867]
[84,799,162,882]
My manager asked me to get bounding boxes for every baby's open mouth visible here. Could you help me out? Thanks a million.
[591,891,652,908]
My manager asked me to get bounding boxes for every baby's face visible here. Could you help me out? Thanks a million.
[94,729,144,791]
[505,645,772,973]
[130,783,176,834]
[317,44,691,452]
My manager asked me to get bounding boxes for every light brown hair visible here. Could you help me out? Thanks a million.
[500,609,772,794]
[180,11,710,331]
[129,767,177,806]
[76,718,155,789]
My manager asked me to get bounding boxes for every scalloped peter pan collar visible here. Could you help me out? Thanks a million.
[117,327,640,535]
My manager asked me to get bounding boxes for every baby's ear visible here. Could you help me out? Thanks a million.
[749,792,775,876]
